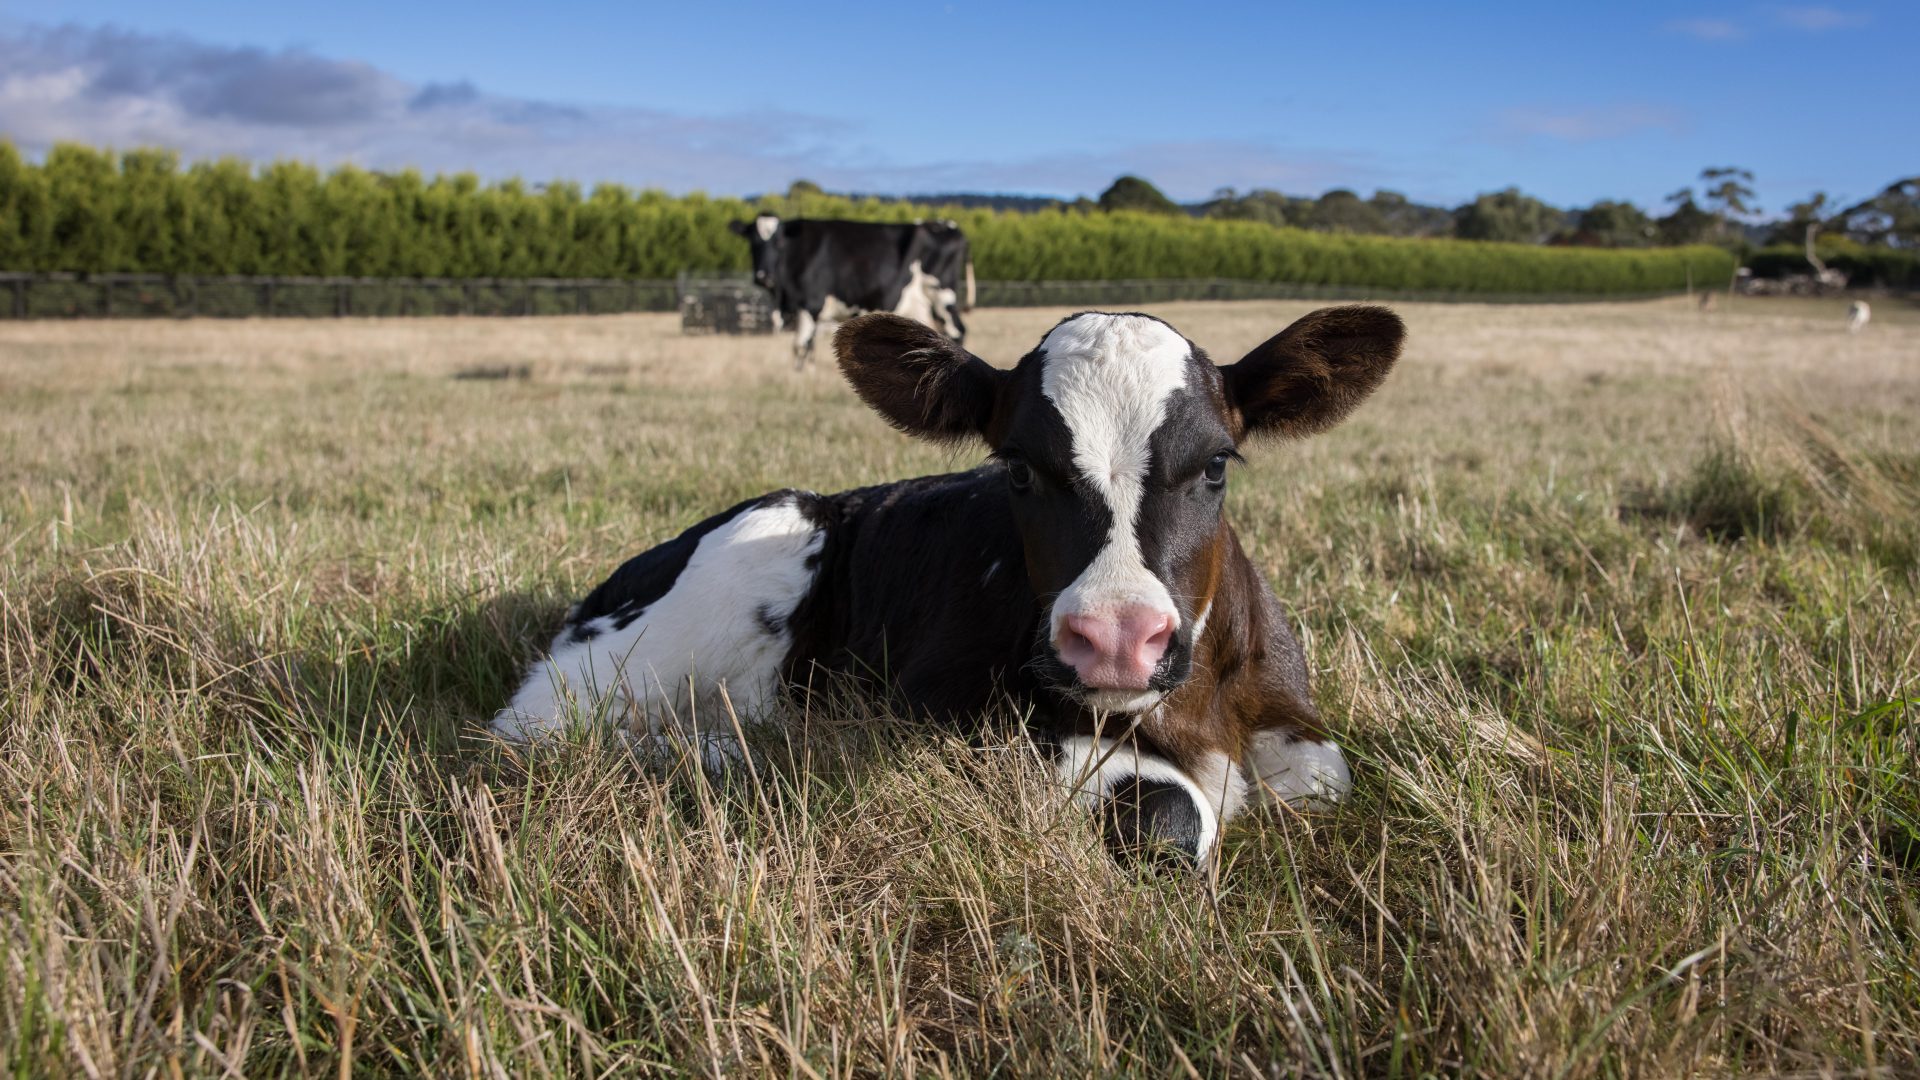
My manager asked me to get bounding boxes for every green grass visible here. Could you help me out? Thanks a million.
[2,297,1917,1076]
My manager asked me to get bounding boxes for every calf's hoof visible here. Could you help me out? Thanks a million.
[1100,776,1208,868]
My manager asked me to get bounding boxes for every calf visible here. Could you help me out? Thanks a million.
[495,306,1405,865]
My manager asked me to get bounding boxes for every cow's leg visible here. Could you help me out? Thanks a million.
[493,495,826,764]
[1245,729,1351,808]
[938,293,966,343]
[791,310,818,367]
[1055,735,1246,867]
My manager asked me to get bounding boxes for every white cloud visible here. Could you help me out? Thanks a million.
[1663,7,1871,42]
[1769,6,1871,30]
[1496,104,1686,143]
[0,23,854,194]
[0,22,1371,201]
[1664,17,1746,41]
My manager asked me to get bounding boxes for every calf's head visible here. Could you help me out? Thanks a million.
[835,307,1404,713]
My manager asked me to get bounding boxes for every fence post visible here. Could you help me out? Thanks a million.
[12,277,24,319]
[261,281,274,317]
[101,278,113,318]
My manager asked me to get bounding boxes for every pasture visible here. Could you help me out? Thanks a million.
[2,296,1917,1076]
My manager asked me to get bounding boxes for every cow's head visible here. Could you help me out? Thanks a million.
[727,213,783,289]
[836,308,1404,713]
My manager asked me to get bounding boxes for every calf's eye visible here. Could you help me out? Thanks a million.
[1006,459,1034,492]
[1203,453,1230,487]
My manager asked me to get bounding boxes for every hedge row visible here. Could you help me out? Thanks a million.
[1747,245,1919,289]
[970,211,1732,293]
[1,141,1733,294]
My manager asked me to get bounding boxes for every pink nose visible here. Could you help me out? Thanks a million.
[1055,608,1176,690]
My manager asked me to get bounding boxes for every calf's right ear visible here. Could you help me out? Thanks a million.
[728,219,751,237]
[834,313,1005,444]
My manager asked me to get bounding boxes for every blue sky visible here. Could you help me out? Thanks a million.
[3,1,1913,212]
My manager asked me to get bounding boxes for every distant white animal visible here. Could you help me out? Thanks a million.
[1848,300,1871,333]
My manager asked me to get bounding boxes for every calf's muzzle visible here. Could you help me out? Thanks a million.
[1054,607,1176,690]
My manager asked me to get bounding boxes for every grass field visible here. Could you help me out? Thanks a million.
[2,295,1917,1077]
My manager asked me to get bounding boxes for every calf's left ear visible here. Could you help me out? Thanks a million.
[834,313,1005,444]
[1221,305,1405,440]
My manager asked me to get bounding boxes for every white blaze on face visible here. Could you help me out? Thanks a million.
[754,214,779,242]
[1040,313,1190,642]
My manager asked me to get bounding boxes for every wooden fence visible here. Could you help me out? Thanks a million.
[0,272,680,320]
[0,270,1695,323]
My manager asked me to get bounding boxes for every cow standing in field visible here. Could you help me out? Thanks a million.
[495,305,1405,867]
[729,215,975,365]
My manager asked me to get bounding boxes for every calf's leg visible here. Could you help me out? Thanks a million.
[1055,735,1237,867]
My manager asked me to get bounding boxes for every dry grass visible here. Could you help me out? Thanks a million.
[2,294,1917,1077]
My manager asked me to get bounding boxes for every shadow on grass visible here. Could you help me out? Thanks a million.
[290,588,571,758]
[302,585,984,801]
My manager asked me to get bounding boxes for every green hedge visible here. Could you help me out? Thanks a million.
[1,141,1732,294]
[971,211,1731,293]
[1747,245,1919,289]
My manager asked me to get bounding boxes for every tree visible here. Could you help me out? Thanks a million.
[1657,188,1718,246]
[1698,166,1758,241]
[1098,175,1182,215]
[1570,200,1653,247]
[1767,191,1833,246]
[1453,187,1560,243]
[1305,189,1387,234]
[1836,177,1920,249]
[1369,190,1454,237]
[1200,188,1296,227]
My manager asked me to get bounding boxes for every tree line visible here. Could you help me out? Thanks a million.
[1,140,1735,294]
[1092,170,1917,287]
[1099,169,1919,249]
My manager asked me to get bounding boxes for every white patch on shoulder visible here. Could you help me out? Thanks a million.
[1247,731,1351,808]
[1039,314,1190,633]
[1056,734,1221,865]
[818,294,855,322]
[754,214,779,242]
[492,499,824,747]
[891,260,937,329]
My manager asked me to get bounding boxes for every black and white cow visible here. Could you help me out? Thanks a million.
[727,215,974,364]
[495,305,1405,866]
